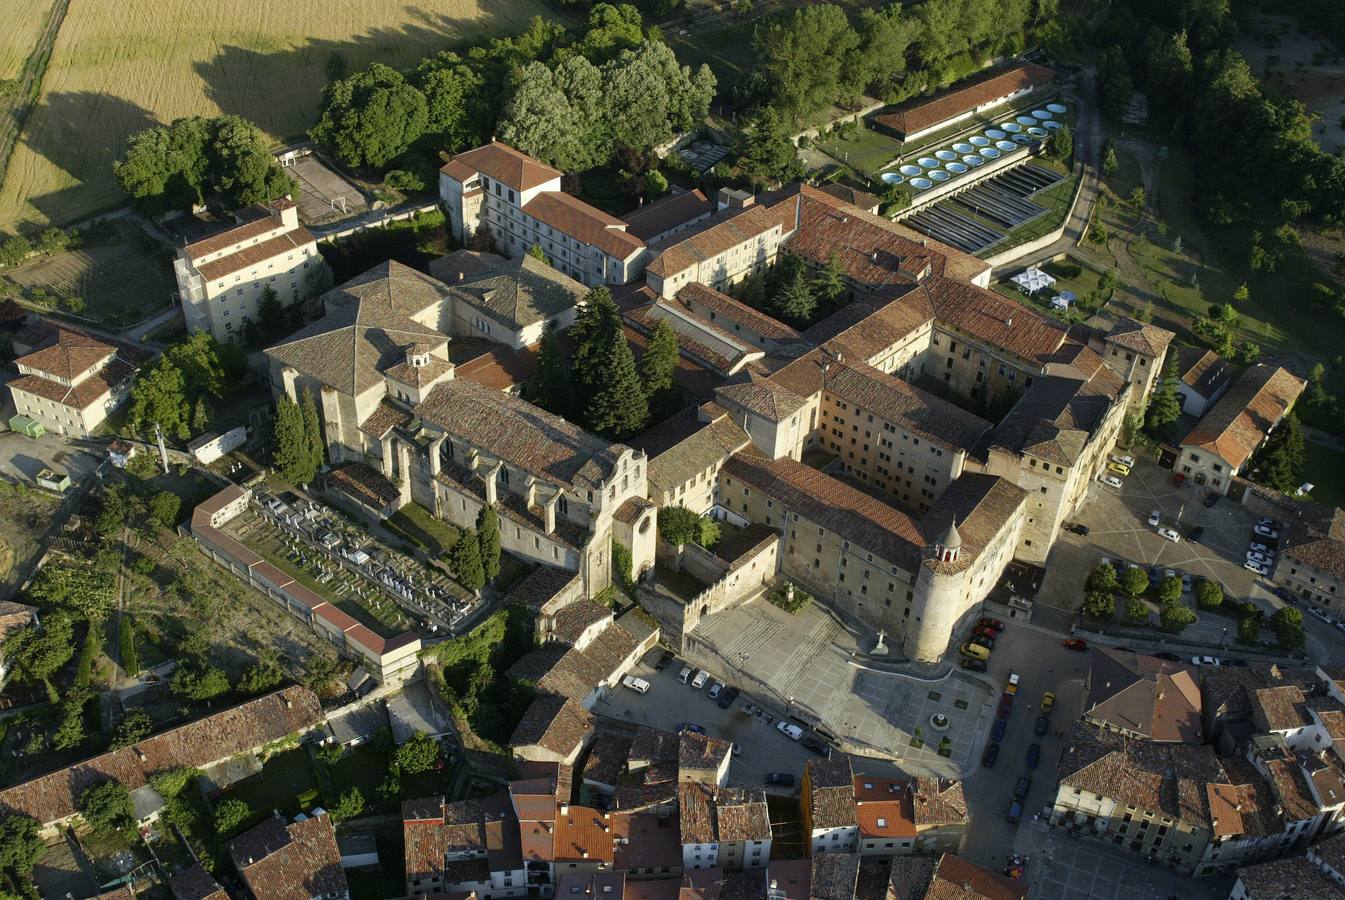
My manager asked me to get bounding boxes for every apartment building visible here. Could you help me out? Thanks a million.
[402,794,527,898]
[803,757,859,856]
[1178,364,1307,496]
[174,198,320,343]
[679,783,772,871]
[230,813,349,900]
[440,142,645,287]
[7,323,139,437]
[644,190,794,297]
[1274,504,1345,618]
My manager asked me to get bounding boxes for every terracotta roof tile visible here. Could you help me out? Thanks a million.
[446,142,562,192]
[1182,364,1306,469]
[872,63,1054,138]
[231,813,348,900]
[1105,317,1175,357]
[1174,346,1233,400]
[523,192,644,261]
[646,203,783,279]
[510,694,593,757]
[1236,856,1345,899]
[196,227,314,282]
[14,324,117,380]
[674,282,802,343]
[621,189,714,242]
[926,853,1028,900]
[825,359,993,451]
[1281,504,1345,581]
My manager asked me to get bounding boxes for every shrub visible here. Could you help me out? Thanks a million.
[1196,580,1223,610]
[1125,599,1148,625]
[384,169,425,192]
[79,782,134,836]
[1158,576,1182,605]
[1160,603,1196,633]
[394,732,440,775]
[148,766,201,798]
[658,506,719,547]
[329,787,364,823]
[768,582,812,614]
[1237,616,1261,644]
[1085,562,1117,593]
[1082,590,1115,619]
[212,799,251,837]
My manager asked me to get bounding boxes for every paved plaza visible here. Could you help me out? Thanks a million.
[1018,823,1230,900]
[684,596,994,775]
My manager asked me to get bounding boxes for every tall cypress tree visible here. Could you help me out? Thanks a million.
[774,268,816,325]
[572,287,648,437]
[640,318,679,397]
[532,325,575,417]
[452,527,485,593]
[1145,355,1183,434]
[300,389,325,479]
[476,505,501,582]
[1251,412,1306,492]
[272,396,308,483]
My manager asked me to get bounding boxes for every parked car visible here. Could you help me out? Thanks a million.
[1187,526,1205,543]
[1014,775,1033,800]
[655,651,675,671]
[679,723,706,735]
[1026,743,1041,769]
[983,741,1001,767]
[961,643,990,660]
[970,634,995,650]
[1040,691,1055,713]
[717,687,740,709]
[1147,509,1161,527]
[1157,526,1180,542]
[777,722,804,740]
[764,772,796,787]
[1066,522,1090,536]
[1034,715,1050,736]
[1110,453,1136,468]
[997,696,1014,720]
[1099,474,1123,489]
[1254,524,1279,541]
[1062,638,1087,651]
[1258,517,1281,530]
[1246,551,1274,567]
[1006,800,1023,823]
[978,617,1006,632]
[1204,493,1221,508]
[1107,462,1131,477]
[1245,561,1270,576]
[1148,566,1161,585]
[802,736,829,756]
[1311,606,1333,624]
[1249,542,1274,556]
[707,682,724,700]
[678,666,693,684]
[622,675,651,694]
[960,658,987,672]
[973,625,999,640]
[991,718,1007,742]
[1182,572,1193,593]
[1154,652,1181,662]
[1190,656,1220,666]
[691,670,709,689]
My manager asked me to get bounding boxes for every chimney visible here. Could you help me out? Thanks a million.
[582,850,589,859]
[1006,317,1013,327]
[545,493,560,535]
[560,802,569,815]
[526,479,538,508]
[283,694,292,709]
[457,270,465,282]
[484,461,501,506]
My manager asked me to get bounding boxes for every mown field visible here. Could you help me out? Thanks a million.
[0,0,554,229]
[0,0,52,81]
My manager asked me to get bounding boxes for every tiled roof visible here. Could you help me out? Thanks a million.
[1174,346,1233,400]
[383,355,453,388]
[912,777,968,826]
[581,732,631,788]
[1281,504,1345,581]
[714,372,808,422]
[554,804,617,864]
[674,282,802,343]
[358,398,413,439]
[871,63,1055,138]
[715,789,771,841]
[646,203,783,278]
[266,261,449,396]
[817,182,881,213]
[648,412,749,493]
[922,276,1068,365]
[231,813,348,900]
[446,142,562,191]
[1181,364,1306,469]
[825,359,993,451]
[811,852,860,900]
[196,227,314,281]
[0,686,320,825]
[918,474,1028,575]
[630,725,680,769]
[1083,647,1204,743]
[1250,684,1313,732]
[613,811,682,871]
[169,862,228,900]
[508,620,642,703]
[678,731,731,775]
[1236,855,1345,899]
[1105,317,1175,357]
[14,324,117,380]
[0,601,36,646]
[183,199,296,257]
[1261,756,1321,822]
[509,694,593,756]
[853,775,916,838]
[1313,830,1345,877]
[990,374,1114,466]
[416,377,629,493]
[435,252,585,331]
[808,756,857,829]
[550,598,613,644]
[888,857,938,900]
[723,451,924,569]
[785,189,938,289]
[523,191,645,260]
[621,189,714,241]
[8,362,132,412]
[501,565,581,613]
[926,853,1028,900]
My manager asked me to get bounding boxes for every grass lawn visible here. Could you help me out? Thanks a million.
[817,127,904,178]
[385,505,460,558]
[578,167,638,216]
[1106,148,1144,200]
[326,744,392,805]
[218,748,318,821]
[1304,440,1345,509]
[994,254,1107,325]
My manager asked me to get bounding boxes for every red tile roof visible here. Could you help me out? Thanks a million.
[1181,364,1306,469]
[523,191,645,260]
[14,324,117,379]
[445,142,563,192]
[231,813,349,900]
[872,63,1055,138]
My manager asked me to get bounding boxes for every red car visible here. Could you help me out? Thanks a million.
[1171,473,1187,487]
[978,617,1006,632]
[1062,638,1088,652]
[974,625,999,640]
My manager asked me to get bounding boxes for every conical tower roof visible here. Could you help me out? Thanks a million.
[939,517,962,551]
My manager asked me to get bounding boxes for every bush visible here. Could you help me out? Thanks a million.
[1273,606,1306,650]
[1160,603,1196,633]
[119,617,140,677]
[767,582,812,614]
[1121,567,1148,598]
[658,506,719,547]
[1237,616,1261,644]
[148,766,201,798]
[1082,590,1115,619]
[1158,576,1182,605]
[109,710,153,749]
[1196,580,1223,610]
[213,798,251,837]
[149,492,181,529]
[1125,599,1149,625]
[79,782,134,836]
[329,787,365,823]
[384,169,425,192]
[1085,562,1117,593]
[394,732,440,775]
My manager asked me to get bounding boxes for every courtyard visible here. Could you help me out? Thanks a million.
[677,595,996,776]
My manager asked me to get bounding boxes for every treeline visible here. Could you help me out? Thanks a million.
[309,3,714,179]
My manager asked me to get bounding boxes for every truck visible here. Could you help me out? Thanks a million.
[1005,672,1020,696]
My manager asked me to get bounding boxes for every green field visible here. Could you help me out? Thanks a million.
[1304,440,1345,509]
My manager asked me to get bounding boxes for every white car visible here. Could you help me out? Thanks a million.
[1110,454,1136,468]
[622,675,651,694]
[777,722,804,740]
[1254,525,1279,541]
[1147,509,1161,527]
[1246,551,1274,566]
[1098,474,1123,489]
[1244,560,1270,576]
[1311,607,1333,623]
[691,670,709,689]
[1157,527,1180,543]
[707,681,724,700]
[1191,656,1220,666]
[1248,542,1273,555]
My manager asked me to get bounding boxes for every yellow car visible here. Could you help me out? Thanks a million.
[1107,461,1131,477]
[960,642,990,661]
[1041,691,1055,713]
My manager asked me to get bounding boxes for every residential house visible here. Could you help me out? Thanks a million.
[230,812,349,900]
[679,783,772,871]
[509,694,594,766]
[1230,854,1345,899]
[402,793,526,898]
[1274,504,1345,619]
[430,250,587,351]
[1084,647,1204,743]
[7,323,139,437]
[1173,346,1233,417]
[678,731,732,787]
[803,757,858,855]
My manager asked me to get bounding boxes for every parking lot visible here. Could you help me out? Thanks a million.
[1016,822,1229,900]
[1039,456,1266,620]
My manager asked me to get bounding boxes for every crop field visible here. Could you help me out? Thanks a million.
[0,1,52,80]
[0,0,555,229]
[1,221,175,327]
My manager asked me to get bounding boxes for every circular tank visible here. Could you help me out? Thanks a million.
[880,172,904,184]
[1033,109,1053,119]
[929,169,951,182]
[899,164,922,176]
[917,157,940,168]
[1043,120,1062,131]
[935,149,957,161]
[964,154,985,166]
[986,129,1007,140]
[970,135,991,147]
[1027,126,1049,138]
[952,142,975,153]
[945,161,968,174]
[980,147,1001,159]
[910,176,932,190]
[1001,122,1022,133]
[1047,102,1067,114]
[995,140,1017,151]
[1012,134,1033,145]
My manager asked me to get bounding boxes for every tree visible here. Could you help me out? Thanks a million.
[1160,603,1196,632]
[612,539,635,594]
[24,559,116,620]
[739,105,799,183]
[1125,599,1149,625]
[1102,142,1119,176]
[1158,576,1183,604]
[213,798,252,837]
[1098,45,1134,120]
[644,169,669,198]
[1273,606,1306,650]
[498,63,593,172]
[527,243,550,265]
[119,616,140,676]
[1250,412,1305,492]
[414,51,489,153]
[640,318,679,398]
[257,285,286,339]
[603,50,675,153]
[452,527,486,593]
[812,253,847,309]
[1045,123,1073,161]
[531,325,575,417]
[109,710,153,749]
[311,64,428,169]
[171,664,230,702]
[476,505,501,583]
[149,491,180,530]
[3,612,75,684]
[394,732,441,774]
[209,116,298,207]
[237,651,284,695]
[1146,356,1183,433]
[1238,616,1261,644]
[128,358,192,439]
[329,787,365,823]
[774,267,816,324]
[1122,566,1149,598]
[1085,562,1118,593]
[1196,579,1224,609]
[571,288,647,437]
[272,396,312,484]
[853,4,917,100]
[577,3,647,64]
[0,814,44,889]
[0,234,31,268]
[1082,590,1115,619]
[659,505,705,546]
[79,781,134,836]
[301,389,325,480]
[53,705,86,750]
[756,4,860,117]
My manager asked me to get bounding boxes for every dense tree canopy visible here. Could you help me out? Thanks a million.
[128,332,240,440]
[311,64,429,170]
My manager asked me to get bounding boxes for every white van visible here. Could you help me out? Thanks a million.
[691,669,709,689]
[622,675,651,694]
[678,665,693,684]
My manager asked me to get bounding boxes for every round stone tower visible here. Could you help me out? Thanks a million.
[902,519,968,663]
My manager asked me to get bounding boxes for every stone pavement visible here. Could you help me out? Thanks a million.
[684,596,993,775]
